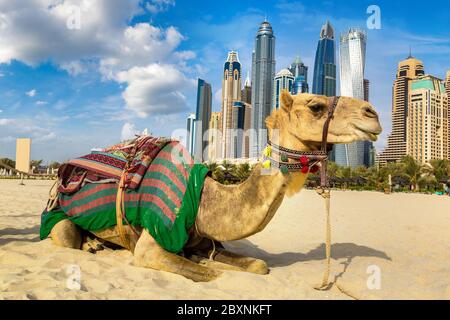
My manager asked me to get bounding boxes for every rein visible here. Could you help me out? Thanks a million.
[265,96,358,298]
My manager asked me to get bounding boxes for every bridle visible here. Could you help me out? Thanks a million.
[265,96,340,188]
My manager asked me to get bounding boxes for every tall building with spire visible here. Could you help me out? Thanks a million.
[250,20,276,158]
[273,69,294,109]
[312,21,336,97]
[378,55,425,164]
[194,78,212,162]
[335,28,368,168]
[221,51,242,159]
[288,56,308,94]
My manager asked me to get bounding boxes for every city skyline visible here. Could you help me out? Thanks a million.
[0,1,449,162]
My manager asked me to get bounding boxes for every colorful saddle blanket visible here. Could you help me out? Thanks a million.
[40,136,209,253]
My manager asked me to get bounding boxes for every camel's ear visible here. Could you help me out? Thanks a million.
[280,90,293,113]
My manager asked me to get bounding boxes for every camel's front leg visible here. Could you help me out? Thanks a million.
[133,230,222,282]
[187,239,269,275]
[208,248,269,275]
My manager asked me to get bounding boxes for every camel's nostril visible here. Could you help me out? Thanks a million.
[363,106,378,118]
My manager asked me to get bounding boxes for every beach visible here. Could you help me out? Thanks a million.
[0,179,449,300]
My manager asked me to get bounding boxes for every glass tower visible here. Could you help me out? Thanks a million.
[289,56,308,94]
[312,21,336,97]
[335,28,368,168]
[273,69,294,109]
[250,20,276,158]
[194,78,212,162]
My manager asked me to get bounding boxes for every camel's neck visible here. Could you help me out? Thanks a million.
[195,164,308,241]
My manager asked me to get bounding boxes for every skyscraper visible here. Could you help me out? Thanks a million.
[273,69,294,109]
[335,28,368,168]
[250,20,276,158]
[407,75,448,163]
[289,56,309,94]
[312,20,336,97]
[221,51,242,159]
[241,73,252,158]
[378,55,425,165]
[194,78,212,161]
[186,113,196,156]
[207,112,222,162]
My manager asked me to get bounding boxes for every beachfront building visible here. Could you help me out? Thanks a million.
[273,69,294,110]
[250,20,276,158]
[335,28,371,168]
[221,51,242,159]
[194,78,212,162]
[407,75,449,163]
[288,56,308,94]
[378,55,425,165]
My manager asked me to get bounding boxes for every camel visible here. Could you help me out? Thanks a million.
[49,91,382,282]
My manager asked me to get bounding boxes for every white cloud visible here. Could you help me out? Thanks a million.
[116,64,194,117]
[60,60,87,76]
[146,0,175,14]
[121,122,139,141]
[36,100,48,106]
[0,118,14,125]
[35,132,57,142]
[26,89,36,97]
[0,1,196,118]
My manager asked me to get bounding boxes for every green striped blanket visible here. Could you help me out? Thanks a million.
[40,141,209,253]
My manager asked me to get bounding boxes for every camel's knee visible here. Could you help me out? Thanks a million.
[50,219,82,249]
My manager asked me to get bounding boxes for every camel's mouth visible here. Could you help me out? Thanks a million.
[354,124,382,142]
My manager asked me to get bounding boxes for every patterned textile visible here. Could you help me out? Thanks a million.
[40,138,210,253]
[57,135,171,194]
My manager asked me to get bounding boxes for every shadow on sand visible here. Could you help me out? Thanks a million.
[0,225,40,246]
[225,239,392,268]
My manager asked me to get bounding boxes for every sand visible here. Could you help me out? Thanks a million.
[1,179,449,300]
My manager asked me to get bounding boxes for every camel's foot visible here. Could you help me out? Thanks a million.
[133,230,222,282]
[192,246,269,275]
[81,236,106,254]
[50,219,82,249]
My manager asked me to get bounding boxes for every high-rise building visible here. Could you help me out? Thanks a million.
[364,79,370,102]
[446,71,450,158]
[221,51,242,159]
[194,78,212,161]
[242,71,252,104]
[407,75,448,163]
[250,20,276,158]
[273,69,294,109]
[378,55,425,165]
[207,112,222,162]
[186,113,196,156]
[335,28,369,168]
[312,20,336,97]
[241,74,252,158]
[289,56,308,94]
[231,101,248,158]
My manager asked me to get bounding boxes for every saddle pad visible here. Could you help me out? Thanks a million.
[40,141,209,253]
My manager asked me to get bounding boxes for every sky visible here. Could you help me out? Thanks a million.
[0,0,449,163]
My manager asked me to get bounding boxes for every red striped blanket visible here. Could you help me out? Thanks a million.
[40,136,210,253]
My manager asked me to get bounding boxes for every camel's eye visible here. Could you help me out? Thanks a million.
[309,104,323,113]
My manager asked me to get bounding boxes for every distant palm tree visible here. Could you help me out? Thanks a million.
[233,163,252,182]
[205,162,223,181]
[401,156,422,191]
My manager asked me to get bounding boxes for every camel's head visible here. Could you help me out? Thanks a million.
[266,91,382,151]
